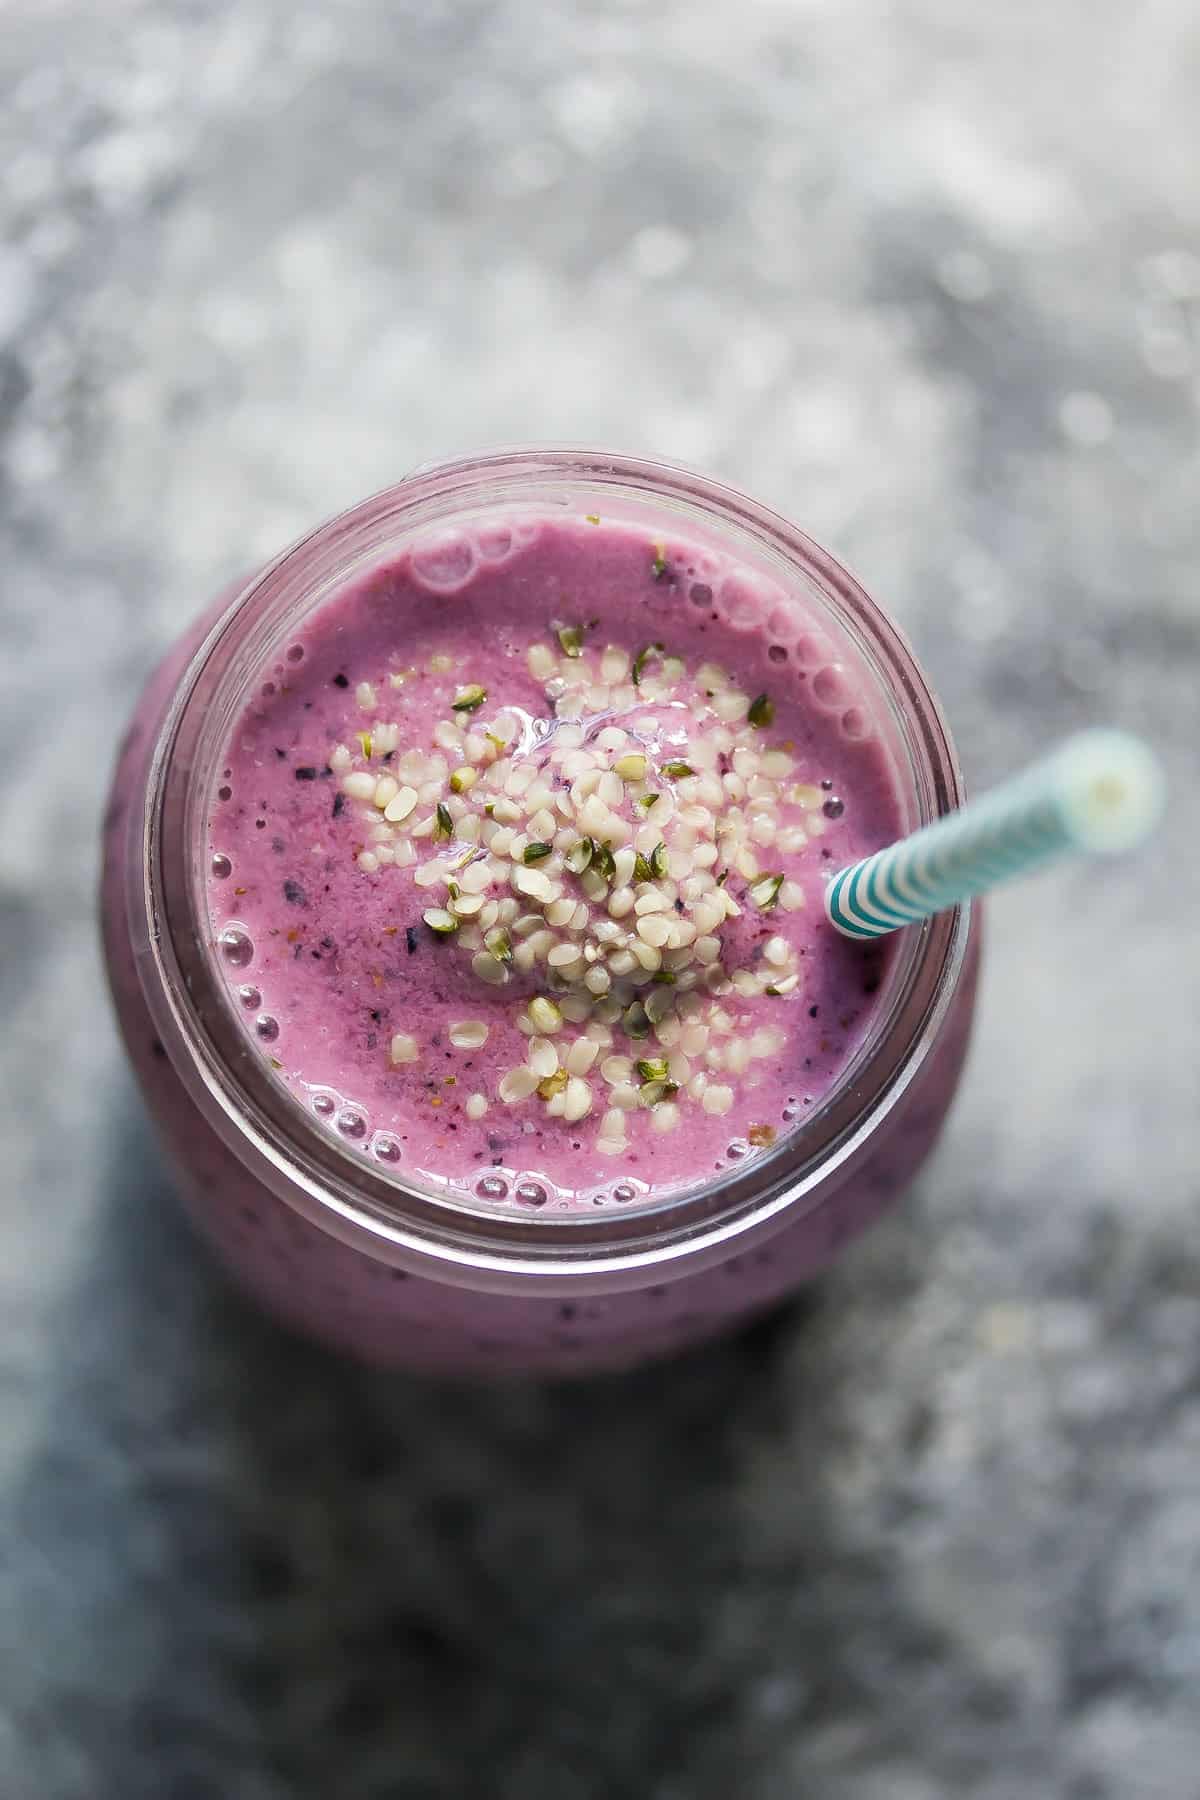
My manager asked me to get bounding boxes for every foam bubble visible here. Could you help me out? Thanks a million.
[716,573,766,630]
[476,1174,508,1201]
[410,529,478,592]
[840,706,869,741]
[254,1014,279,1042]
[218,926,253,968]
[336,1108,367,1139]
[372,1132,402,1164]
[515,1180,548,1207]
[812,664,849,708]
[766,603,804,643]
[476,520,514,562]
[211,852,232,880]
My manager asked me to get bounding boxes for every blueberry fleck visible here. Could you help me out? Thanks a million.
[283,879,307,906]
[332,793,345,818]
[294,766,318,782]
[332,673,349,688]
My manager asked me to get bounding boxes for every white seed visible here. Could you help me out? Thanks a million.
[451,892,485,917]
[356,681,377,711]
[389,1033,420,1065]
[608,949,638,977]
[558,994,592,1024]
[545,896,576,928]
[600,1055,633,1085]
[528,642,557,679]
[372,775,399,809]
[330,744,352,772]
[701,1084,735,1116]
[458,861,494,894]
[471,952,509,986]
[584,964,611,996]
[806,814,828,839]
[465,1093,489,1120]
[343,772,377,801]
[527,1037,559,1078]
[651,1102,680,1134]
[768,973,800,995]
[732,970,761,997]
[633,890,669,915]
[609,1082,641,1112]
[499,1067,540,1103]
[631,941,663,974]
[725,1039,752,1074]
[548,941,582,969]
[607,886,635,919]
[644,986,675,1023]
[680,1023,709,1057]
[763,935,790,967]
[789,783,823,810]
[529,995,563,1034]
[596,770,623,808]
[564,1037,600,1076]
[562,1077,593,1122]
[513,866,555,901]
[636,915,672,948]
[449,1019,490,1049]
[357,851,379,872]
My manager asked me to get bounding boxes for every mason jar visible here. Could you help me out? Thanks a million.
[101,449,980,1376]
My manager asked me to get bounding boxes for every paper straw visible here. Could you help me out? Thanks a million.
[825,730,1164,940]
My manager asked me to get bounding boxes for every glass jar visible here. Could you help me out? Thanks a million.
[101,449,980,1376]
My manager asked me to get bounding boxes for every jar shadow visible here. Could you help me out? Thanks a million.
[8,1091,938,1800]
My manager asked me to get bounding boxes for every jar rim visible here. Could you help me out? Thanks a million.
[137,447,970,1290]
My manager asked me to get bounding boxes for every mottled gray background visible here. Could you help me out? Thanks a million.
[1,2,1198,1796]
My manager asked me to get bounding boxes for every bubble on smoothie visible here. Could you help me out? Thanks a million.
[515,1179,549,1208]
[725,1139,750,1160]
[475,520,514,562]
[254,1014,279,1042]
[285,643,305,663]
[311,1091,337,1118]
[812,664,849,709]
[766,602,805,644]
[218,926,254,968]
[612,1182,638,1203]
[211,852,232,880]
[840,706,870,740]
[217,785,232,802]
[410,529,478,592]
[689,581,713,608]
[716,573,767,630]
[476,1174,509,1201]
[767,644,788,664]
[372,1132,402,1164]
[237,984,261,1010]
[790,632,834,669]
[336,1107,367,1139]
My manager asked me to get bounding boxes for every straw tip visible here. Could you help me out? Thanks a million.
[1056,729,1166,854]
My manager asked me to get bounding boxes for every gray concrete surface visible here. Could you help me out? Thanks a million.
[1,2,1198,1795]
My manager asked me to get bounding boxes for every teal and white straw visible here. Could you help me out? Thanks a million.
[826,729,1164,941]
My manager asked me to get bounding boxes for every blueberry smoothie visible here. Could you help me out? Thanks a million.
[102,452,979,1374]
[206,511,900,1210]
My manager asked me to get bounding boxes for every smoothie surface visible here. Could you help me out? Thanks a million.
[207,509,901,1210]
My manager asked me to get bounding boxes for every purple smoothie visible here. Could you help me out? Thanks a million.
[205,511,901,1210]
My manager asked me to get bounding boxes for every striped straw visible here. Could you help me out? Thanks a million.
[826,729,1164,940]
